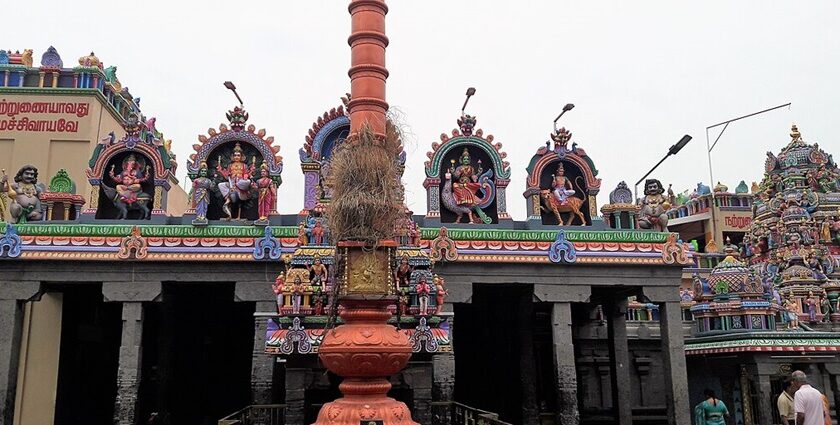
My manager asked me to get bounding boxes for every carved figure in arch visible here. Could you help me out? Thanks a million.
[637,179,670,232]
[103,154,152,220]
[217,142,256,220]
[1,166,45,223]
[552,163,576,204]
[441,148,495,224]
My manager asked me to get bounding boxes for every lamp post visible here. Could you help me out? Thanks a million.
[704,103,790,251]
[634,135,692,201]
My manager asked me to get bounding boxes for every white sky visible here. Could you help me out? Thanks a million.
[7,1,840,218]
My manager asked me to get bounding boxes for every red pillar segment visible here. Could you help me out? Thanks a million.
[347,0,389,137]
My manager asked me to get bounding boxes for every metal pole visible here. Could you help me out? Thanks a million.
[703,102,790,252]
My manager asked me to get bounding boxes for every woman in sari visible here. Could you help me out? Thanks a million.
[694,389,729,425]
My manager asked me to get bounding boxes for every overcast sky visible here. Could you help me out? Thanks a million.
[8,1,840,218]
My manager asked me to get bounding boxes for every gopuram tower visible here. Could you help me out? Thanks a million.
[313,1,420,424]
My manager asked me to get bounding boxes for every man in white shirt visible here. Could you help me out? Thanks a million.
[792,370,826,425]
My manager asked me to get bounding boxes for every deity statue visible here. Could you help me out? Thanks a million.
[313,289,325,316]
[1,166,44,223]
[552,163,575,204]
[807,291,818,323]
[783,295,799,329]
[311,220,326,245]
[637,179,671,232]
[398,289,409,316]
[290,276,304,315]
[254,163,277,224]
[409,220,421,246]
[272,272,285,314]
[416,274,431,316]
[441,147,494,224]
[191,162,215,225]
[434,275,448,315]
[217,142,256,220]
[822,296,832,323]
[297,221,308,246]
[109,155,150,204]
[309,254,328,290]
[394,255,413,291]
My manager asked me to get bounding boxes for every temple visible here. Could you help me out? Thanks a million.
[0,16,839,425]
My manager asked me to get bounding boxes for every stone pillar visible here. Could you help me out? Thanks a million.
[404,362,433,425]
[285,368,307,425]
[551,302,579,425]
[0,281,39,425]
[251,302,275,405]
[103,282,161,425]
[114,302,143,425]
[606,299,632,425]
[755,371,773,425]
[658,301,690,425]
[0,300,24,425]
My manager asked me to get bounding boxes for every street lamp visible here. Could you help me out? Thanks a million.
[223,81,244,106]
[634,135,692,201]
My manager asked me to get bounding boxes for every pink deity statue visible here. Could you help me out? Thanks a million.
[417,275,431,316]
[434,275,448,315]
[272,272,285,314]
[109,154,150,204]
[254,163,276,222]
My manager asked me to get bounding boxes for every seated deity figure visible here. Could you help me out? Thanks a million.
[552,163,575,204]
[109,154,150,204]
[216,142,255,220]
[451,148,482,207]
[394,255,413,291]
[637,179,671,232]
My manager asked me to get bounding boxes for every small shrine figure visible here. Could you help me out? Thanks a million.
[217,142,255,220]
[272,272,285,314]
[680,287,693,302]
[1,166,44,223]
[313,288,325,316]
[417,275,431,316]
[290,276,304,315]
[398,289,409,316]
[822,296,832,323]
[309,254,328,290]
[394,255,413,291]
[637,179,670,232]
[409,221,421,246]
[807,291,818,323]
[434,274,448,315]
[109,155,150,204]
[254,163,276,225]
[297,221,308,246]
[311,220,326,245]
[783,295,799,330]
[552,163,575,205]
[191,162,215,225]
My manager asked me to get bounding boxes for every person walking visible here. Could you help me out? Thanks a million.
[693,388,730,425]
[778,379,796,425]
[792,370,827,425]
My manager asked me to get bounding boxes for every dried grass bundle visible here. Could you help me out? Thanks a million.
[326,121,404,244]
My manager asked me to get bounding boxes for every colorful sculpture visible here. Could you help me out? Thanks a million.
[1,166,44,223]
[395,255,413,290]
[434,274,447,315]
[523,126,601,227]
[308,254,328,290]
[254,163,277,225]
[272,272,285,314]
[424,115,511,226]
[417,274,431,316]
[637,179,670,232]
[190,163,215,225]
[186,106,283,224]
[103,154,152,220]
[442,147,495,224]
[217,142,256,220]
